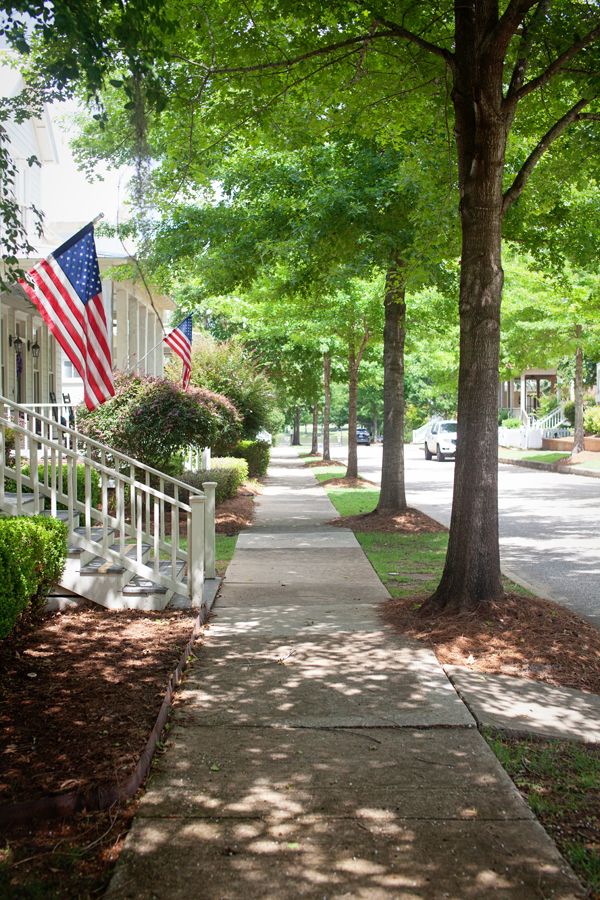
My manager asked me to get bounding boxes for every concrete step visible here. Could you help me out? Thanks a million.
[122,559,186,596]
[79,542,151,576]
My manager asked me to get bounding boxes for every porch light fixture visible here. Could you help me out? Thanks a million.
[9,335,23,352]
[31,340,40,359]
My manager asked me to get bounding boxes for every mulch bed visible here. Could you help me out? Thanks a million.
[320,475,378,488]
[0,606,197,806]
[0,605,199,896]
[0,482,260,895]
[382,592,600,696]
[329,507,446,534]
[305,458,345,468]
[215,482,260,534]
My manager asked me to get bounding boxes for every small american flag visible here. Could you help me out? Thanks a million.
[164,315,193,390]
[19,223,115,411]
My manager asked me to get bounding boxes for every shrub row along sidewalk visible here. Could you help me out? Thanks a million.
[107,446,583,898]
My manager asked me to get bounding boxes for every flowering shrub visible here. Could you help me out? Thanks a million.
[77,373,241,474]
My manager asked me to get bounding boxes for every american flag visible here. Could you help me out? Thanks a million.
[164,315,193,390]
[19,223,115,411]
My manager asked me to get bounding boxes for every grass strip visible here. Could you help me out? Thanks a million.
[485,731,600,897]
[215,534,237,576]
[320,486,530,600]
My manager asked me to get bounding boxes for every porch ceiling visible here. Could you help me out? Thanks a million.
[0,288,38,314]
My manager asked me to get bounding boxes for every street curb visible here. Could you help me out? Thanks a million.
[499,456,600,479]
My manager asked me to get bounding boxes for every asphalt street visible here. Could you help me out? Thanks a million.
[327,440,600,629]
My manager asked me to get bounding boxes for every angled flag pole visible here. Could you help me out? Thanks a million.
[163,314,193,390]
[18,216,116,411]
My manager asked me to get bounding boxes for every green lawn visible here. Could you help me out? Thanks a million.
[321,482,529,600]
[312,465,346,483]
[499,448,571,464]
[215,534,237,576]
[485,731,600,897]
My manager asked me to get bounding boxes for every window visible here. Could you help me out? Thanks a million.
[62,358,78,379]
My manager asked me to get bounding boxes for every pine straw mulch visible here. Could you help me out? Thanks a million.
[329,507,446,534]
[0,484,261,896]
[320,475,379,489]
[215,481,261,535]
[325,505,600,695]
[382,591,600,696]
[0,604,198,896]
[305,458,346,468]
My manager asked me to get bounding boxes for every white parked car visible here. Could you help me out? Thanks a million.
[424,420,457,461]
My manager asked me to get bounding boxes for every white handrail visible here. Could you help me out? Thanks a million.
[1,396,215,604]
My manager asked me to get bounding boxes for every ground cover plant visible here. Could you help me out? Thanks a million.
[485,732,600,898]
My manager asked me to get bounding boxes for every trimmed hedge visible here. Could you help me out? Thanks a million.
[0,516,67,639]
[584,406,600,436]
[230,440,270,478]
[181,457,249,505]
[502,418,522,429]
[5,464,101,510]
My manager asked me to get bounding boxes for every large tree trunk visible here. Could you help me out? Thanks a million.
[423,15,506,614]
[572,325,585,455]
[346,347,358,480]
[377,257,407,513]
[291,406,301,446]
[311,403,319,455]
[322,354,331,462]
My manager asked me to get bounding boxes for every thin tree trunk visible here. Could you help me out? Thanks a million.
[322,354,331,462]
[377,257,407,512]
[345,329,370,480]
[572,325,584,455]
[423,19,506,614]
[372,414,378,441]
[291,407,301,446]
[346,347,358,480]
[311,403,319,455]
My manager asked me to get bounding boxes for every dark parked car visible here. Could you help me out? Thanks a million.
[356,428,371,446]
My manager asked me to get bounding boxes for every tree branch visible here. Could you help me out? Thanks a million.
[502,98,592,214]
[202,30,399,76]
[487,0,539,55]
[504,0,550,101]
[369,16,454,68]
[515,25,600,101]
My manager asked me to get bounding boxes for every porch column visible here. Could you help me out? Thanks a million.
[520,374,526,416]
[138,303,147,375]
[128,294,139,372]
[115,286,129,370]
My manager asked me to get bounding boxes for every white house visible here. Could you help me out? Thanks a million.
[0,64,215,613]
[0,63,173,411]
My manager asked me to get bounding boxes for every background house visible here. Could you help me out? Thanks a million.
[0,62,173,412]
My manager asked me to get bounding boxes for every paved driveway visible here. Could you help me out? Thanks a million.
[330,442,600,628]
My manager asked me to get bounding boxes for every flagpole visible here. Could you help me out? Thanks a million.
[129,335,170,372]
[126,313,193,373]
[92,213,104,226]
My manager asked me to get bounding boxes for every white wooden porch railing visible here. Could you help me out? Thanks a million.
[0,396,216,606]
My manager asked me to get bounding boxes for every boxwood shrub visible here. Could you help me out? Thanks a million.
[4,464,101,510]
[230,440,270,478]
[180,457,249,505]
[0,516,67,639]
[584,406,600,436]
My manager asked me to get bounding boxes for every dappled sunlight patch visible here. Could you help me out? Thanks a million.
[382,591,600,695]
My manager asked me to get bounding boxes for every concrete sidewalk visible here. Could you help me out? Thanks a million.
[108,447,583,899]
